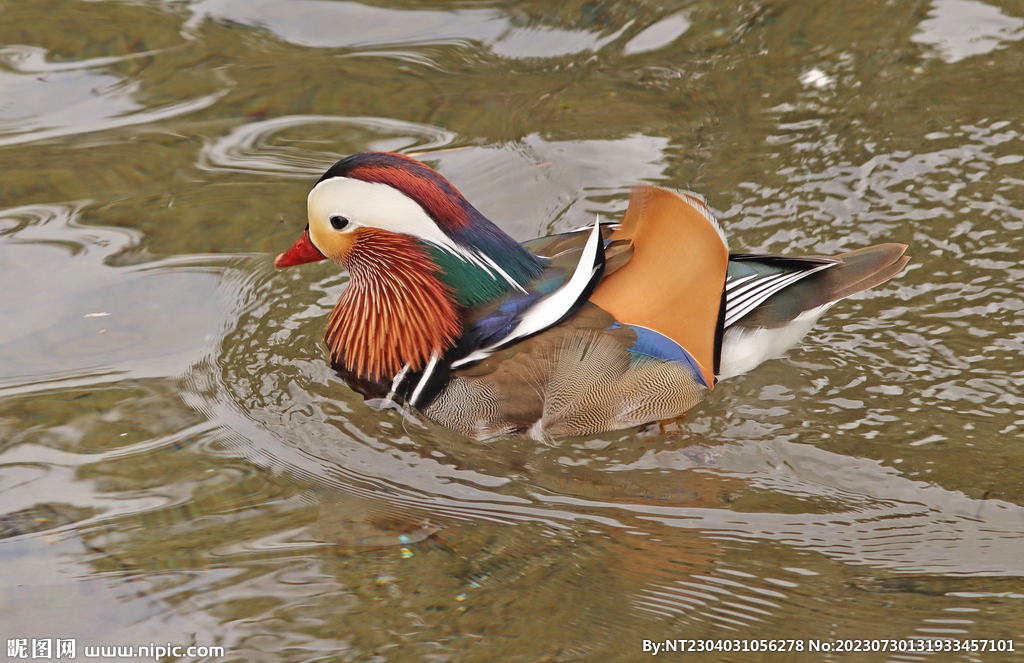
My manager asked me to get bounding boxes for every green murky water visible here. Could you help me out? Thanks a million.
[3,0,1024,660]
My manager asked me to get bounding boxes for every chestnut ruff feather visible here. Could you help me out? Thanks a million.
[324,228,460,382]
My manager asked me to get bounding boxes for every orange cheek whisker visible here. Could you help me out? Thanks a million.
[325,228,460,382]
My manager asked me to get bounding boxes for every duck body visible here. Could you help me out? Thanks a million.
[276,153,909,441]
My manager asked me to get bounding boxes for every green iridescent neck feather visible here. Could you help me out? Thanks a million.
[426,242,545,308]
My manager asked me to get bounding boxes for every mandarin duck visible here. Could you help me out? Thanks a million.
[275,153,909,441]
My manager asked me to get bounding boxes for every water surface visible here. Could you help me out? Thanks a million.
[2,0,1024,660]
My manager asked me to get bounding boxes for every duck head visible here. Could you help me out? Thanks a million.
[275,152,544,384]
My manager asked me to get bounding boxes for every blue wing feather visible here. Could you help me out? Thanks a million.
[625,324,709,388]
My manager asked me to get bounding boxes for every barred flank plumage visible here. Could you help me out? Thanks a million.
[424,305,706,441]
[324,228,460,381]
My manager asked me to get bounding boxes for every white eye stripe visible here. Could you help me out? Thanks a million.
[308,176,525,291]
[310,177,437,240]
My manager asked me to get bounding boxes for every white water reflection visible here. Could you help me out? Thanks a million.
[623,12,691,55]
[424,133,672,238]
[912,0,1024,63]
[798,67,834,89]
[185,0,630,57]
[0,532,227,645]
[0,46,229,147]
[0,203,253,396]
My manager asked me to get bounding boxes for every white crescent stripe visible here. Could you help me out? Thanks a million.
[724,263,834,327]
[724,273,758,291]
[451,214,604,369]
[408,351,441,407]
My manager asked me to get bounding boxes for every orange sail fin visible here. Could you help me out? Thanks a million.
[589,186,728,388]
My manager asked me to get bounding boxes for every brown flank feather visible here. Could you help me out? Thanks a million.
[324,228,460,382]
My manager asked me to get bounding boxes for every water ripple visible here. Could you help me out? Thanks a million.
[0,46,230,147]
[0,202,254,396]
[197,115,459,178]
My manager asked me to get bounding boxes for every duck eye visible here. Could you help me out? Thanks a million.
[330,215,349,230]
